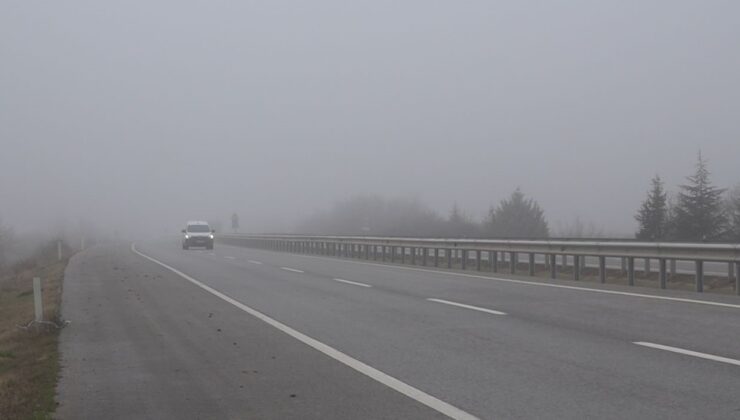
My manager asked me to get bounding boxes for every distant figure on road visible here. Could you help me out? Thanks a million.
[231,213,240,233]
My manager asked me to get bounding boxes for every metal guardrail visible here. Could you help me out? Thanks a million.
[219,234,740,295]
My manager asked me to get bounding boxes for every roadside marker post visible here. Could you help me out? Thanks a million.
[33,277,43,322]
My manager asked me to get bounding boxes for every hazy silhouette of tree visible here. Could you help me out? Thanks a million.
[635,175,668,240]
[726,184,740,241]
[487,189,549,238]
[445,202,480,237]
[296,195,445,237]
[670,152,726,241]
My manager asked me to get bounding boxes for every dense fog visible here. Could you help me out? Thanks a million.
[2,1,739,243]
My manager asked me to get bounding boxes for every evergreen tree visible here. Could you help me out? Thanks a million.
[488,189,549,238]
[635,175,668,240]
[446,202,479,237]
[671,152,726,241]
[726,185,740,241]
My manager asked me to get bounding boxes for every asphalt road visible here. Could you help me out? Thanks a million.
[56,240,740,419]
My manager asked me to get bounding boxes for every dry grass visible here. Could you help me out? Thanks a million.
[0,243,70,420]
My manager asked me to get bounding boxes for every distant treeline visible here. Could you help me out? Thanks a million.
[296,152,740,243]
[296,189,550,239]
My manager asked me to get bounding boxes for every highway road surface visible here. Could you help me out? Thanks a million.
[56,240,740,419]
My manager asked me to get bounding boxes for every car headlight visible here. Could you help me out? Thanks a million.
[185,234,190,239]
[209,234,214,239]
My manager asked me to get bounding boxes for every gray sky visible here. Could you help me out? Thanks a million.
[1,1,739,236]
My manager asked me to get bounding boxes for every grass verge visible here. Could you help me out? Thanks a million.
[0,242,71,420]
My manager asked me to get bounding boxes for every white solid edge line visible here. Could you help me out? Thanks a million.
[333,278,372,288]
[130,244,477,420]
[272,250,740,310]
[281,267,305,273]
[224,256,236,260]
[248,260,263,265]
[427,298,507,316]
[634,342,740,367]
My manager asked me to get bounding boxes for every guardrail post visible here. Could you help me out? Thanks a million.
[659,259,667,289]
[599,256,606,283]
[434,248,439,267]
[491,251,498,272]
[509,252,516,274]
[381,246,386,261]
[447,249,452,269]
[528,253,535,276]
[695,260,704,292]
[628,257,635,286]
[550,254,557,279]
[621,257,627,275]
[460,250,466,270]
[728,262,735,283]
[476,250,482,271]
[410,247,416,265]
[644,258,650,276]
[401,247,406,264]
[422,248,428,266]
[735,262,740,296]
[365,245,369,259]
[573,256,581,281]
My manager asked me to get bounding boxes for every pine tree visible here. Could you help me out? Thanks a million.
[488,189,549,238]
[635,175,668,240]
[446,202,478,237]
[671,152,726,241]
[726,185,740,241]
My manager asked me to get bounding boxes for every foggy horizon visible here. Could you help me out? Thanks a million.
[2,1,739,237]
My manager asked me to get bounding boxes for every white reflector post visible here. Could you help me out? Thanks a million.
[33,277,43,322]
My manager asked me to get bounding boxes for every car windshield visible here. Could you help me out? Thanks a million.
[187,225,211,233]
